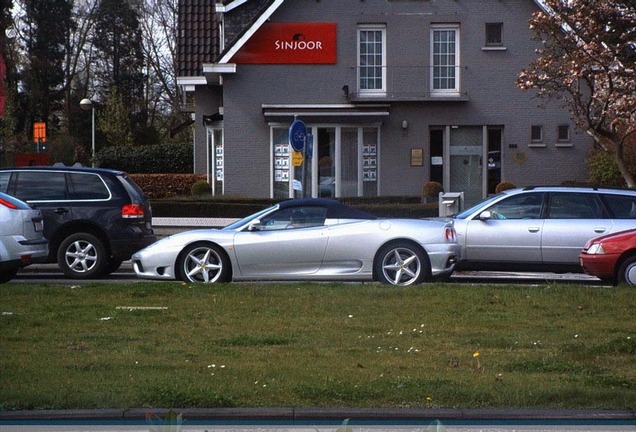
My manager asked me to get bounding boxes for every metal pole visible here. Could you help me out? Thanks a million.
[91,106,95,167]
[301,135,307,199]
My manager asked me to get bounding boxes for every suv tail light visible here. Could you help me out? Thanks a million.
[122,203,145,219]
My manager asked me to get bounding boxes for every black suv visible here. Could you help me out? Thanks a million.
[0,166,156,279]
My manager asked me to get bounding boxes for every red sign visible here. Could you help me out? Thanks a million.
[33,122,46,142]
[15,153,50,167]
[233,22,337,64]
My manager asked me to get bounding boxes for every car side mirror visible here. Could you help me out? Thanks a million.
[247,219,264,231]
[479,211,492,221]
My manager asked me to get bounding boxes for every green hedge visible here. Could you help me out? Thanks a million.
[94,143,193,173]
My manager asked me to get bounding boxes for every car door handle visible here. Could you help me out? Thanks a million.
[594,227,607,233]
[54,208,69,215]
[528,227,540,233]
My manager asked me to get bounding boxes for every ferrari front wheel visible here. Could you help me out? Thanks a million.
[375,242,430,286]
[176,242,231,283]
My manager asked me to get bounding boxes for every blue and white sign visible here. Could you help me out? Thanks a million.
[289,118,307,152]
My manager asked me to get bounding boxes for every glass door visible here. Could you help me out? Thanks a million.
[449,126,483,206]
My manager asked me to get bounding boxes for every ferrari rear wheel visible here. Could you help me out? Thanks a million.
[176,242,231,283]
[617,255,636,286]
[375,242,430,286]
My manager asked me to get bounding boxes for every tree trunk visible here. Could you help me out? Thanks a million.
[614,153,636,188]
[588,129,635,188]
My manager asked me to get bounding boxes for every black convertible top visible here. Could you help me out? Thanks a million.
[278,198,377,220]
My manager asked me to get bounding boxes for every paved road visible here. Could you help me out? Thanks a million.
[11,261,605,285]
[9,218,606,285]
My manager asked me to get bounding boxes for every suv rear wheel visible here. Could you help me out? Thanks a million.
[57,233,108,279]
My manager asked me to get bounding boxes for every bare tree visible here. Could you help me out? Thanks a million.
[518,0,636,187]
[137,0,184,139]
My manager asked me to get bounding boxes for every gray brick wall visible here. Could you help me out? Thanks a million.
[188,0,592,198]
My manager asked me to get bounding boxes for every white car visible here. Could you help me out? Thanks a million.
[451,186,636,273]
[0,192,48,283]
[133,198,460,286]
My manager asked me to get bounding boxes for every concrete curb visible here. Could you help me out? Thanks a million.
[1,407,634,422]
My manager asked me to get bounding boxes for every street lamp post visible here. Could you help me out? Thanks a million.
[79,98,95,167]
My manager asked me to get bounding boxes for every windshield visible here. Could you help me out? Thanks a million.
[454,193,504,219]
[221,205,278,230]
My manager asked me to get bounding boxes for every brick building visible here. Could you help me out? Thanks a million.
[177,0,592,204]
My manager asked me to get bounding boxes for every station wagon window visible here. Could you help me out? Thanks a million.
[601,194,636,219]
[13,171,67,201]
[485,192,543,219]
[69,173,110,200]
[0,172,9,192]
[258,206,328,231]
[547,193,606,219]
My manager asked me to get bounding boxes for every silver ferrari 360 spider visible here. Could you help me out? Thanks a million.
[132,199,460,286]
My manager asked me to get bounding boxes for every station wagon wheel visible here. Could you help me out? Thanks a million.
[176,242,231,283]
[57,233,108,279]
[375,242,430,286]
[617,255,636,286]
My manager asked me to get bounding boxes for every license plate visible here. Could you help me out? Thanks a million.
[34,220,44,232]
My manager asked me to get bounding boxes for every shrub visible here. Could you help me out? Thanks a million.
[495,181,517,193]
[191,180,212,196]
[586,147,636,187]
[422,181,443,198]
[129,174,206,199]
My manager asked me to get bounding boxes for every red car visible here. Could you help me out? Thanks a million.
[579,229,636,286]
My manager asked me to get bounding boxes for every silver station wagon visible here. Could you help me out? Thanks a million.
[451,186,636,273]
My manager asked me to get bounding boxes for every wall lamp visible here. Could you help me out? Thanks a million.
[401,120,409,136]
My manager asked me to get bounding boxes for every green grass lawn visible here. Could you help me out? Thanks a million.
[0,282,634,410]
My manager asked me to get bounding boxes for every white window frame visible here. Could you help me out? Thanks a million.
[430,24,460,96]
[357,25,386,95]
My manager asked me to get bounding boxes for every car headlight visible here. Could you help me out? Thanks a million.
[586,243,605,255]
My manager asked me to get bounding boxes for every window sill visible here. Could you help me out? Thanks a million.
[482,46,507,51]
[555,142,573,148]
[528,143,546,148]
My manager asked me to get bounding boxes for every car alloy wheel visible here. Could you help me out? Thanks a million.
[375,243,430,286]
[57,233,108,279]
[177,242,231,283]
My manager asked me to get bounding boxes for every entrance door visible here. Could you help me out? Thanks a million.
[487,127,502,195]
[449,127,483,206]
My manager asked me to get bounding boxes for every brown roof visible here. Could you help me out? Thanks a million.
[177,0,277,77]
[177,0,219,77]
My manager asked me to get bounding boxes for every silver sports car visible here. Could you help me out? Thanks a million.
[133,199,460,286]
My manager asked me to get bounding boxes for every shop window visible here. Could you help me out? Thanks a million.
[207,128,224,195]
[358,25,386,94]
